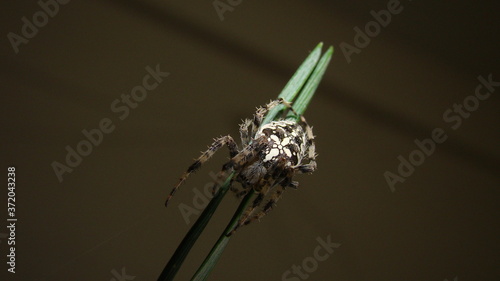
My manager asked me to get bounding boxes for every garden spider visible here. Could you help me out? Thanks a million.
[165,98,317,235]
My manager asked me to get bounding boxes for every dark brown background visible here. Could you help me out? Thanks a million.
[1,1,499,280]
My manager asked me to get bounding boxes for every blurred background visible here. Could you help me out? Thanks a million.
[1,1,499,280]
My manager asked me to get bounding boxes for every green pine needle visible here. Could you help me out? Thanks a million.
[158,43,334,281]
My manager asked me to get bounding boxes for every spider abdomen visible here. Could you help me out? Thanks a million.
[256,120,307,167]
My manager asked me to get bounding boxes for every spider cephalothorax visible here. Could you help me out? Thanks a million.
[166,98,316,235]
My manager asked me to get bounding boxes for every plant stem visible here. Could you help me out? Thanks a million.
[191,190,255,281]
[157,173,234,281]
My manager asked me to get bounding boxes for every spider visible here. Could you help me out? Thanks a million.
[165,98,317,235]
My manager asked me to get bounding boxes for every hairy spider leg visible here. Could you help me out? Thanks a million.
[239,99,279,146]
[243,186,286,228]
[229,157,265,198]
[228,159,289,236]
[288,180,299,189]
[290,113,317,174]
[295,162,317,174]
[253,99,280,128]
[230,174,255,199]
[165,135,238,206]
[210,136,268,195]
[241,167,296,229]
[301,114,316,162]
[240,97,298,146]
[227,177,276,236]
[293,140,317,173]
[239,119,254,146]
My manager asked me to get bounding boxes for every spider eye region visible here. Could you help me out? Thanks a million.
[256,120,307,166]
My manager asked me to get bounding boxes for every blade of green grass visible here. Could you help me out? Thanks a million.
[190,45,334,281]
[288,46,333,117]
[157,173,234,281]
[287,46,334,119]
[262,42,323,125]
[191,190,255,281]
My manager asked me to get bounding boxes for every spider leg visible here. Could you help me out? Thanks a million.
[210,137,267,195]
[230,173,255,198]
[288,181,299,189]
[235,189,250,198]
[301,115,316,160]
[294,142,317,174]
[227,173,277,236]
[251,98,292,130]
[242,185,285,227]
[278,97,299,116]
[229,178,251,199]
[294,161,317,174]
[294,132,317,174]
[165,135,238,206]
[241,168,294,228]
[227,159,288,236]
[239,119,253,146]
[240,98,295,146]
[293,113,317,174]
